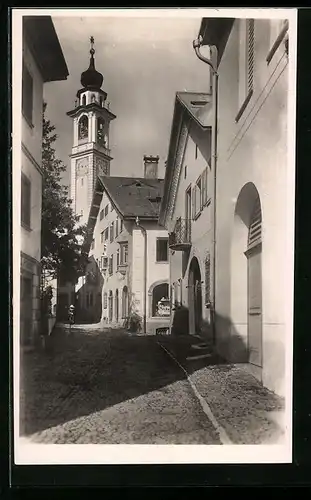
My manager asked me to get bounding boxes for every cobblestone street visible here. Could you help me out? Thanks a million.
[20,325,285,445]
[20,325,220,444]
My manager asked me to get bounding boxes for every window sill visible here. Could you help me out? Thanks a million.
[21,222,32,232]
[235,89,253,123]
[22,112,34,129]
[155,260,169,264]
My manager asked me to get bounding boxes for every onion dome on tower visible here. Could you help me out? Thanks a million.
[80,36,103,90]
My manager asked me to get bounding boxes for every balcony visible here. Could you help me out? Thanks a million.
[169,218,192,251]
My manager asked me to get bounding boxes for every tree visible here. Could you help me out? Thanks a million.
[41,101,88,283]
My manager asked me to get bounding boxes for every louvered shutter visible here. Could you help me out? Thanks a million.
[247,19,255,94]
[248,197,262,248]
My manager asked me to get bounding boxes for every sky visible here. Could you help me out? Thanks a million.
[43,15,211,186]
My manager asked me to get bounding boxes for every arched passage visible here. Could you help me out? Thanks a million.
[108,290,113,322]
[115,289,119,322]
[122,286,129,318]
[231,182,263,370]
[188,257,202,335]
[148,281,169,317]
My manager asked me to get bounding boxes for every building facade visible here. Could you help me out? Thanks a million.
[20,16,68,346]
[80,156,170,334]
[160,17,290,396]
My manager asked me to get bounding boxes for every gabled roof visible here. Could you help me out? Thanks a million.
[176,91,212,129]
[83,175,164,254]
[159,91,212,226]
[99,176,164,219]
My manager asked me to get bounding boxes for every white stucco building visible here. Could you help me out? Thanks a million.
[81,156,170,335]
[20,16,68,346]
[159,16,292,396]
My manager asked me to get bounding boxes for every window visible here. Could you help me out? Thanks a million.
[97,117,106,146]
[110,222,114,242]
[82,95,86,106]
[117,248,120,267]
[104,227,109,241]
[120,243,128,265]
[101,230,105,243]
[103,292,108,309]
[236,19,255,122]
[120,219,124,233]
[156,238,168,262]
[201,167,209,206]
[22,63,33,125]
[195,144,198,160]
[100,209,104,220]
[115,218,119,237]
[184,165,187,179]
[78,115,88,141]
[109,255,113,275]
[192,176,202,219]
[205,253,211,306]
[105,204,109,216]
[21,173,31,228]
[99,96,103,107]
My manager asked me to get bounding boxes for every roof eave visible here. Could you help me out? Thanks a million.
[198,17,235,64]
[23,16,69,82]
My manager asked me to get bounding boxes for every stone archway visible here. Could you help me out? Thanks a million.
[148,280,169,318]
[188,257,202,335]
[231,182,263,373]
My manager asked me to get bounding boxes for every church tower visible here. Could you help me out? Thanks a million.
[67,37,116,226]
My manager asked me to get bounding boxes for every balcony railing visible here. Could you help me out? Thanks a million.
[169,218,192,251]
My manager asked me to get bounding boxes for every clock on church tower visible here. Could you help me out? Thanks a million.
[67,36,116,225]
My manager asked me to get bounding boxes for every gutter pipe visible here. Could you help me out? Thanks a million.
[135,216,147,333]
[193,36,218,345]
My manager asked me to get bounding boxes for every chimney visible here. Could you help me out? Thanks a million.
[143,155,159,179]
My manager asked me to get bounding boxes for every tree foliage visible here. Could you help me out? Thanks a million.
[41,101,88,281]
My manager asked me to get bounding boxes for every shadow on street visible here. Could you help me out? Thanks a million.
[20,325,189,436]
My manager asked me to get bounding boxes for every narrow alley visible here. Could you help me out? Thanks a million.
[20,325,285,445]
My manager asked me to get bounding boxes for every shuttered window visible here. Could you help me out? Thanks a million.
[103,293,107,309]
[205,253,211,305]
[22,63,33,125]
[21,173,31,228]
[248,197,262,248]
[247,19,255,94]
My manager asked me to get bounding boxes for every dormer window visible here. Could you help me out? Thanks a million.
[91,94,96,103]
[78,115,88,141]
[82,95,86,106]
[99,96,103,107]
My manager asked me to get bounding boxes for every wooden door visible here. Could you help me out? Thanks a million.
[248,246,262,366]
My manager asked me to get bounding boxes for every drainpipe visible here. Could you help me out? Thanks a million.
[193,37,218,345]
[135,216,147,333]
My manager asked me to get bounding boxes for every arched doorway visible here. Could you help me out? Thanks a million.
[188,257,202,335]
[122,286,129,319]
[115,289,119,322]
[231,182,262,371]
[108,290,113,322]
